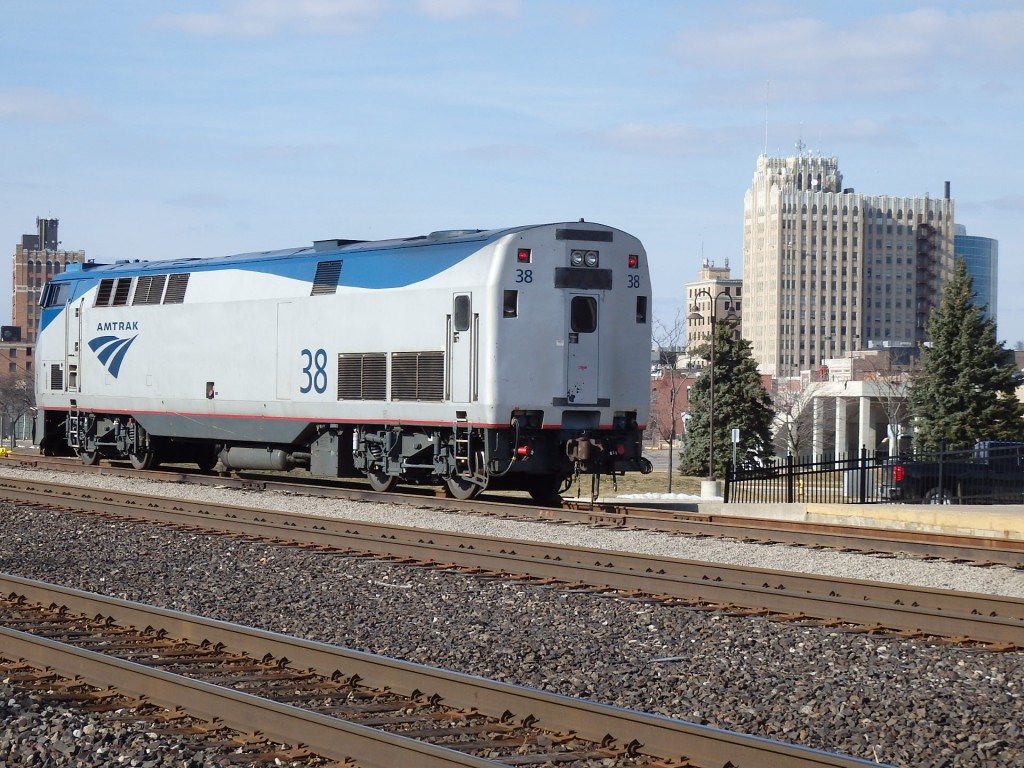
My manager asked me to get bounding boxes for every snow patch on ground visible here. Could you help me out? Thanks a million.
[615,492,721,502]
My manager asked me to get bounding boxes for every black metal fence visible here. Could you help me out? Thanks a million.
[725,449,883,504]
[725,441,1024,505]
[878,441,1024,505]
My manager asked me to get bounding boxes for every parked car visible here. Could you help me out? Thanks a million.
[879,441,1024,504]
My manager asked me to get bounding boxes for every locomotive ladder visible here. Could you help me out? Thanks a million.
[66,406,82,450]
[452,415,472,475]
[453,416,490,489]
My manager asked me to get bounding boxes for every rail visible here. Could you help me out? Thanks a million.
[1,475,1021,647]
[1,574,888,768]
[5,453,1024,567]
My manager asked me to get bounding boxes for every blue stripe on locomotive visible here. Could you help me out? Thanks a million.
[39,230,501,334]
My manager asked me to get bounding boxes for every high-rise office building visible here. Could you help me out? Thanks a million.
[953,224,998,322]
[742,151,956,377]
[12,218,85,344]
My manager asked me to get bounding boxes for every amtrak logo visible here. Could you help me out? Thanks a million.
[88,335,138,378]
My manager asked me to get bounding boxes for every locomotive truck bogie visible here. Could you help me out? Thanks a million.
[36,222,652,500]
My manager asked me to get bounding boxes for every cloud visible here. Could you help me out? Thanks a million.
[165,191,241,210]
[593,115,915,161]
[155,0,522,36]
[674,7,1024,98]
[155,0,383,37]
[460,142,546,161]
[798,117,910,146]
[595,122,747,157]
[416,0,519,21]
[985,195,1024,214]
[0,88,94,122]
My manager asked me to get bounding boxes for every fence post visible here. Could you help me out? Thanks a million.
[723,459,731,503]
[859,446,869,503]
[785,453,794,504]
[938,438,945,500]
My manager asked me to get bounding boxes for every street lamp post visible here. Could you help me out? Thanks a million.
[688,289,737,489]
[667,384,676,494]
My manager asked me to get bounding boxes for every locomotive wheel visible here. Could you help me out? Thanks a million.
[526,474,564,504]
[129,447,157,470]
[366,469,398,493]
[79,448,100,466]
[196,447,219,472]
[446,475,483,500]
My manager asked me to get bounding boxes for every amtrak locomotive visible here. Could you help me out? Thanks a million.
[35,221,652,499]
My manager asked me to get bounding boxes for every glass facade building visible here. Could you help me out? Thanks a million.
[954,228,998,322]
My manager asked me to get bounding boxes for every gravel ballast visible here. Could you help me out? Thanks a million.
[0,465,1021,767]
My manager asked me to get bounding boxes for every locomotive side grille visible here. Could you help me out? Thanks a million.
[311,260,343,295]
[49,364,63,391]
[95,277,134,307]
[111,278,133,306]
[391,351,444,402]
[95,279,113,306]
[133,274,167,305]
[337,353,386,400]
[163,273,190,304]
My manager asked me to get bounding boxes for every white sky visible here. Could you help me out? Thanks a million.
[3,1,1024,342]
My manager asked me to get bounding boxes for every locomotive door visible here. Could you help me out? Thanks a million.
[64,298,83,392]
[448,293,476,403]
[275,302,294,399]
[565,293,600,404]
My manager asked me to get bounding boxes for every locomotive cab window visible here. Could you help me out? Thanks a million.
[41,282,71,307]
[570,296,597,333]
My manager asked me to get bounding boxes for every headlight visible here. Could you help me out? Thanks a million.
[570,250,585,266]
[584,250,599,267]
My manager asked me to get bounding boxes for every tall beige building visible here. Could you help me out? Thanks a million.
[742,152,955,377]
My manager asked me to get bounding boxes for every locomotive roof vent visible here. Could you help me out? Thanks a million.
[427,229,483,240]
[313,238,365,253]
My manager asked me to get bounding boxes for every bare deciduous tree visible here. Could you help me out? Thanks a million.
[772,378,817,457]
[651,310,689,493]
[860,355,913,455]
[0,369,34,448]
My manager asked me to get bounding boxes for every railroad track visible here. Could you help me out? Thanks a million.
[1,474,1021,648]
[6,452,1023,568]
[0,574,887,768]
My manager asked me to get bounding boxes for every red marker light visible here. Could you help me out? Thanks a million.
[517,248,531,263]
[628,254,639,269]
[515,445,531,456]
[893,465,905,482]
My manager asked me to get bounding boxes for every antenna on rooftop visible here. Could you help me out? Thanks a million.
[764,81,770,156]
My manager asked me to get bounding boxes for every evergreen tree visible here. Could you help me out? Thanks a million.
[909,259,1024,450]
[680,319,775,477]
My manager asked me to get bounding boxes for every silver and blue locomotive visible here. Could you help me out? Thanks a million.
[35,221,652,499]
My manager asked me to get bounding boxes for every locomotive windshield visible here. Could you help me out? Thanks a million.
[40,281,71,307]
[570,296,597,333]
